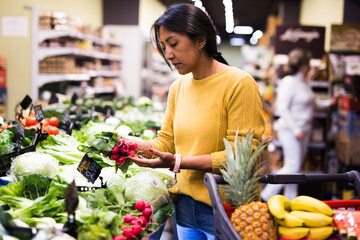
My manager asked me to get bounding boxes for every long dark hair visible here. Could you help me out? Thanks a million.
[151,3,228,69]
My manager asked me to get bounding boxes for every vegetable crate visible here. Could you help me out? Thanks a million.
[204,170,360,240]
[0,132,47,176]
[0,144,36,176]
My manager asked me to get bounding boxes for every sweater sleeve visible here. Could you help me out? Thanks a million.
[211,72,266,173]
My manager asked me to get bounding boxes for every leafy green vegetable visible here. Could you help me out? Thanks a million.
[124,171,171,212]
[77,223,112,240]
[152,202,175,224]
[11,188,65,219]
[36,134,85,165]
[72,121,115,143]
[0,129,15,154]
[0,208,15,227]
[22,174,53,200]
[11,152,59,181]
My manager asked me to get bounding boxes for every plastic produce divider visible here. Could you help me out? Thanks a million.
[204,173,241,240]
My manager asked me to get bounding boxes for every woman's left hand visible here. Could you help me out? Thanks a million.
[128,148,175,169]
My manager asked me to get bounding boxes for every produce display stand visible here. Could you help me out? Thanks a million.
[0,131,47,176]
[204,170,360,240]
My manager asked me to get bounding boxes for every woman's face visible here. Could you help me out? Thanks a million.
[159,26,201,75]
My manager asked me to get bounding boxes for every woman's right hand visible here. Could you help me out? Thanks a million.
[128,148,176,169]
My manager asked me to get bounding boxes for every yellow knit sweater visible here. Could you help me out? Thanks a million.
[148,66,265,206]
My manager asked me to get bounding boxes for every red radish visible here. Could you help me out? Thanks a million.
[117,156,126,166]
[122,228,134,238]
[131,224,142,235]
[112,145,120,154]
[118,139,125,145]
[137,215,148,227]
[130,219,138,225]
[127,150,135,156]
[120,146,127,153]
[113,236,125,240]
[134,200,145,212]
[111,154,120,161]
[144,202,151,209]
[142,208,153,218]
[123,214,136,223]
[129,142,139,151]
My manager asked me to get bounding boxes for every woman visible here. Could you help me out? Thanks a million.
[129,4,265,239]
[261,48,316,202]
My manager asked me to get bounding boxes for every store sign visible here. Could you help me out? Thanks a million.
[275,25,325,59]
[330,24,360,52]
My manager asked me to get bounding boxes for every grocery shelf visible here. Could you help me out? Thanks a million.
[38,73,91,87]
[38,29,122,46]
[38,48,122,61]
[310,80,329,88]
[37,70,121,87]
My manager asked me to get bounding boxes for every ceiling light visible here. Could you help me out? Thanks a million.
[223,0,234,33]
[233,26,253,35]
[192,0,203,8]
[229,37,245,46]
[252,30,263,39]
[250,36,258,45]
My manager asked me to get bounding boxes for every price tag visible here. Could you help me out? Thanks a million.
[76,106,82,121]
[77,154,102,184]
[14,118,25,140]
[33,104,44,122]
[64,108,70,122]
[20,95,32,109]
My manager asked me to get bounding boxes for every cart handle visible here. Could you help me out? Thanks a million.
[209,171,360,196]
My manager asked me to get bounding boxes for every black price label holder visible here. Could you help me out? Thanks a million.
[33,104,44,123]
[77,154,102,184]
[20,95,32,110]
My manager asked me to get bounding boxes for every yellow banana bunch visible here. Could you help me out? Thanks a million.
[267,194,291,220]
[278,226,309,239]
[291,195,333,216]
[306,226,334,240]
[289,210,333,227]
[275,211,304,227]
[267,195,335,239]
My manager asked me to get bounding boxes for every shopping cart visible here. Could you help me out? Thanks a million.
[204,170,360,240]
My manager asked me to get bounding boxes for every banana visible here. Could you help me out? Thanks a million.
[267,194,291,220]
[289,210,333,227]
[306,226,334,240]
[275,211,304,227]
[291,195,333,216]
[278,226,309,239]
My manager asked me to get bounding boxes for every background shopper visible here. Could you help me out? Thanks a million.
[261,47,316,202]
[127,3,265,240]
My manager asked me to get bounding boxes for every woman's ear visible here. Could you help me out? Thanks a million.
[197,35,207,49]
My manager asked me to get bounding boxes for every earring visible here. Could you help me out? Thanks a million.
[199,46,202,51]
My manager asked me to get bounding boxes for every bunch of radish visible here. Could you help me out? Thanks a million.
[110,138,139,167]
[113,200,154,240]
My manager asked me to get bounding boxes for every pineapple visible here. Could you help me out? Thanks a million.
[219,130,277,240]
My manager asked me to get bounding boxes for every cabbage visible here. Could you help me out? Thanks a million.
[115,125,133,136]
[124,171,170,212]
[11,152,59,181]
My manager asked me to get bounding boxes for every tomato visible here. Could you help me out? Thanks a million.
[47,126,59,135]
[48,116,59,127]
[41,119,50,127]
[25,116,38,126]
